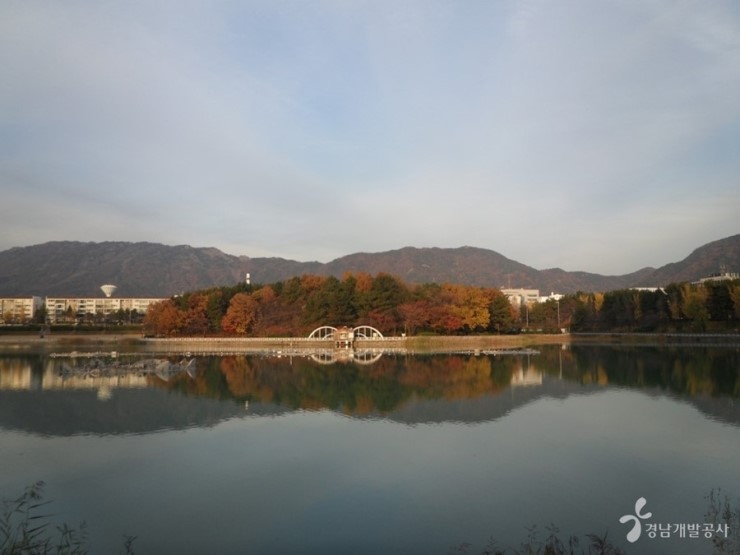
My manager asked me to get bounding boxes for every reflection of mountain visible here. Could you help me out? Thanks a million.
[386,377,740,428]
[2,373,737,437]
[0,346,737,436]
[0,388,288,436]
[386,375,596,425]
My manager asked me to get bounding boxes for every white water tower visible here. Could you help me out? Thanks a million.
[100,284,118,298]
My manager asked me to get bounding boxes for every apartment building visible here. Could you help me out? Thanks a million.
[45,297,166,323]
[0,297,44,323]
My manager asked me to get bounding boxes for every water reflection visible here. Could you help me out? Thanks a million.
[309,349,385,365]
[0,345,737,437]
[1,346,738,555]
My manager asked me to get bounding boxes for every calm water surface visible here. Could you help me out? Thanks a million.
[1,344,738,554]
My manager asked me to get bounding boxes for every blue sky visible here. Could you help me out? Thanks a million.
[1,0,738,274]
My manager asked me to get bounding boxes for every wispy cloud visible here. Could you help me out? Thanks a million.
[1,0,737,274]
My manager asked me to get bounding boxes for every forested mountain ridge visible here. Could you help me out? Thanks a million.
[0,235,738,297]
[635,234,740,286]
[0,241,251,297]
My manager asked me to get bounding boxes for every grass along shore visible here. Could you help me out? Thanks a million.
[2,330,737,354]
[0,331,568,353]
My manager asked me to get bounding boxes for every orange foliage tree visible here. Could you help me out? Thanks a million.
[221,293,260,334]
[143,299,182,336]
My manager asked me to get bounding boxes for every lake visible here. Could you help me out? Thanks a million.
[1,343,738,554]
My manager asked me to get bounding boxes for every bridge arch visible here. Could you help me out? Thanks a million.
[307,325,384,341]
[352,325,384,339]
[307,326,338,340]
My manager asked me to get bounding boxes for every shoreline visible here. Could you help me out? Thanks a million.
[1,331,737,354]
[0,332,567,352]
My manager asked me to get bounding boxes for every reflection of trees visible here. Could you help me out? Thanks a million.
[399,356,511,400]
[144,347,739,416]
[149,354,518,415]
[566,346,740,397]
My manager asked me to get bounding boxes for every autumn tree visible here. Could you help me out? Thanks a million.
[426,303,462,334]
[442,284,491,332]
[300,274,329,294]
[254,285,277,303]
[358,308,396,334]
[143,299,181,336]
[222,293,259,334]
[681,284,709,331]
[398,299,432,335]
[180,293,210,335]
[351,272,374,295]
[665,283,683,321]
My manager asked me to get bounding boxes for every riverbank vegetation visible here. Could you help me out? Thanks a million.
[3,482,736,554]
[143,273,520,337]
[0,481,134,554]
[141,272,740,337]
[567,280,740,333]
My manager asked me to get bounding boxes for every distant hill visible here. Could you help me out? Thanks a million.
[0,235,738,297]
[636,234,740,287]
[319,246,658,293]
[0,241,251,297]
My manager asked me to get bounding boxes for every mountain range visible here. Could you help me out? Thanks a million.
[0,234,737,297]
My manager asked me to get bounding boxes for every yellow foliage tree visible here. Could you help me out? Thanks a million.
[730,284,740,319]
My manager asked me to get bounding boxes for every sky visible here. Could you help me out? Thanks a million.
[1,0,738,275]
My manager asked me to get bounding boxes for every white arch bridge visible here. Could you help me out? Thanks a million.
[307,325,384,347]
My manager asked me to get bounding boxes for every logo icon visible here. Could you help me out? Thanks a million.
[619,497,653,543]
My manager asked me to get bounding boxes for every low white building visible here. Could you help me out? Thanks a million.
[538,292,564,303]
[694,271,739,285]
[501,288,540,307]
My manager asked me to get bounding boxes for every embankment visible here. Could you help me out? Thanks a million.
[0,331,569,354]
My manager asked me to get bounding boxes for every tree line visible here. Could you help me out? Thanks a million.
[537,280,740,333]
[143,272,519,337]
[143,273,740,337]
